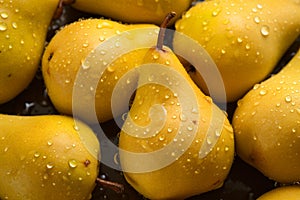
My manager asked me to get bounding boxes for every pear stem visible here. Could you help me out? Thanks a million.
[96,177,125,194]
[53,0,75,19]
[156,12,177,51]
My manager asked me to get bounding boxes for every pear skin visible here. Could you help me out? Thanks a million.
[257,186,300,200]
[0,114,100,200]
[119,46,234,199]
[0,0,60,104]
[173,0,300,102]
[71,0,194,25]
[42,18,158,123]
[232,49,300,183]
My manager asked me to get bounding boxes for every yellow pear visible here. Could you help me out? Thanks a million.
[0,0,60,104]
[232,49,300,183]
[173,0,300,102]
[119,13,234,199]
[257,185,300,200]
[42,18,158,123]
[0,114,100,200]
[71,0,194,25]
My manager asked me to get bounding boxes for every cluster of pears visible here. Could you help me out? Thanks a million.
[42,9,235,198]
[1,0,300,199]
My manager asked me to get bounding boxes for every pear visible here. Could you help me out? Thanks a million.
[232,49,300,183]
[173,0,300,102]
[71,0,194,25]
[257,186,300,200]
[0,0,60,104]
[0,114,100,200]
[42,18,158,123]
[119,13,234,199]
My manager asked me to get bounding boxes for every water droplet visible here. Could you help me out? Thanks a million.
[257,4,263,9]
[159,135,165,141]
[253,84,260,90]
[187,125,193,131]
[245,43,251,50]
[285,95,292,103]
[99,36,105,42]
[260,25,270,37]
[215,130,221,137]
[47,140,53,146]
[179,114,187,121]
[259,89,267,96]
[11,22,17,29]
[3,147,8,152]
[46,163,54,169]
[152,52,159,60]
[73,125,80,131]
[68,159,78,168]
[81,60,90,70]
[224,146,229,152]
[0,12,8,19]
[254,16,261,24]
[212,8,221,16]
[34,152,40,158]
[237,37,243,43]
[0,22,7,31]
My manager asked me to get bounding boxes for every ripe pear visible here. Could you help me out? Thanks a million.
[257,186,300,200]
[232,49,300,183]
[0,0,60,104]
[42,18,158,123]
[71,0,194,25]
[173,0,300,102]
[119,13,234,199]
[0,114,100,200]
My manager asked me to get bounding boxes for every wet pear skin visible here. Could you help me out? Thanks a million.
[173,0,300,102]
[233,50,300,183]
[0,0,60,104]
[0,114,100,200]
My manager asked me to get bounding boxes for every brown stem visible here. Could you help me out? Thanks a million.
[156,12,177,51]
[96,177,125,194]
[53,0,76,19]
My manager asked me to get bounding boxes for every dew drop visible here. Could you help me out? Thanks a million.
[254,16,261,23]
[260,25,270,37]
[46,163,54,169]
[212,8,221,16]
[11,22,17,29]
[73,125,80,131]
[245,43,251,50]
[259,89,267,96]
[0,22,7,31]
[99,36,105,42]
[159,135,165,141]
[47,140,53,146]
[34,152,40,158]
[224,146,229,152]
[237,37,243,43]
[0,12,8,19]
[253,84,260,90]
[68,159,78,168]
[257,4,263,9]
[179,114,187,122]
[285,95,292,103]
